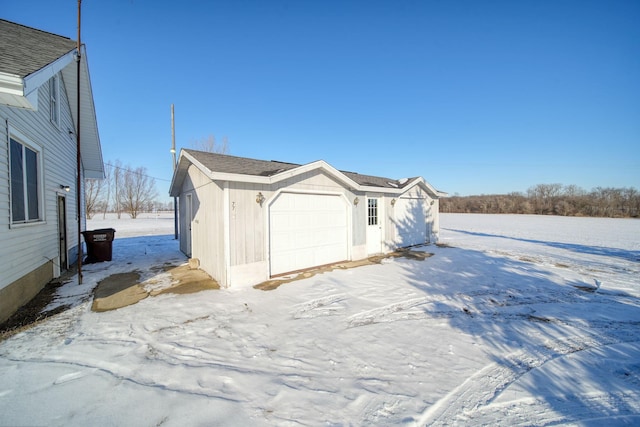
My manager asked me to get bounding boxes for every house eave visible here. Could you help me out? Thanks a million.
[0,72,34,109]
[0,49,76,111]
[61,46,104,179]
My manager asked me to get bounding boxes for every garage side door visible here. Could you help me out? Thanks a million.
[395,197,427,247]
[270,193,348,276]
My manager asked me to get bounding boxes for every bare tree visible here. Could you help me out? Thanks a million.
[191,134,229,153]
[440,184,639,218]
[112,159,124,219]
[117,165,157,219]
[101,162,113,219]
[84,178,105,219]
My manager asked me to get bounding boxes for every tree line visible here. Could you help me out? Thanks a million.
[440,184,640,218]
[85,160,162,219]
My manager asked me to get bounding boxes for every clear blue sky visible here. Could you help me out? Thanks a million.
[5,0,639,199]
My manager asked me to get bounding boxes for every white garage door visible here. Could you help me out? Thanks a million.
[395,197,427,247]
[270,192,348,276]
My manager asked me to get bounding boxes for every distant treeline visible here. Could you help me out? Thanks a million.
[440,184,640,218]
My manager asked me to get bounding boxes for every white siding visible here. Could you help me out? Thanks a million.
[228,169,360,268]
[0,74,80,292]
[179,165,226,286]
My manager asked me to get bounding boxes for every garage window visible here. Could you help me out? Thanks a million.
[368,198,378,225]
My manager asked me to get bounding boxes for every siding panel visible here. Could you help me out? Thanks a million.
[0,74,80,291]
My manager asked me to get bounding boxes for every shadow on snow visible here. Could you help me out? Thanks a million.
[443,227,640,262]
[394,236,640,424]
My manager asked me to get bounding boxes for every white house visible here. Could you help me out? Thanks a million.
[169,149,446,288]
[0,20,104,323]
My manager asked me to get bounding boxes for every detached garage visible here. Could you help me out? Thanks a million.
[169,149,446,288]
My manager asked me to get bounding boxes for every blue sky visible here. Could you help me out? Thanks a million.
[4,0,639,199]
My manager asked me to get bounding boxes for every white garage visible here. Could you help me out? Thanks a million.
[394,197,427,247]
[169,149,445,288]
[269,192,349,276]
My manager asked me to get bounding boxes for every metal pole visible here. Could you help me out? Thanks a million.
[76,0,83,284]
[171,104,178,239]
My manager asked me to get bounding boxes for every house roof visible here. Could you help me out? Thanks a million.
[170,149,446,198]
[0,19,104,179]
[0,20,77,78]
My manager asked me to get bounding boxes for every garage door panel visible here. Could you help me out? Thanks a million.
[396,198,427,247]
[270,193,349,276]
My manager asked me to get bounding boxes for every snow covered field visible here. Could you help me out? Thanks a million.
[1,213,639,426]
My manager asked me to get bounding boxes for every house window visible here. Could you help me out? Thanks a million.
[367,198,378,226]
[50,75,60,126]
[10,136,42,223]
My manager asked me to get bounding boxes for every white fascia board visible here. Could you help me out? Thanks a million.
[399,177,447,199]
[206,160,363,189]
[23,49,76,98]
[78,47,105,178]
[271,160,361,190]
[169,150,202,196]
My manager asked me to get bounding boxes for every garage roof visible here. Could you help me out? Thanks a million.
[171,149,446,198]
[181,149,412,189]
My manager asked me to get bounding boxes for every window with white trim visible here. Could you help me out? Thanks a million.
[49,75,60,126]
[10,136,42,223]
[367,198,378,226]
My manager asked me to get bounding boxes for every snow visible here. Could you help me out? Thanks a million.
[1,213,639,426]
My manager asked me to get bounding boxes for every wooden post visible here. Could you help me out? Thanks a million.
[171,104,178,240]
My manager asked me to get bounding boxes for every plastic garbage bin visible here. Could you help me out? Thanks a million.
[82,228,116,263]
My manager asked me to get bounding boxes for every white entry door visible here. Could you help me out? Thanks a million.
[185,193,193,257]
[366,196,383,254]
[269,192,349,276]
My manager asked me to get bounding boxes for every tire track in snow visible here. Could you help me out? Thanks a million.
[416,337,640,426]
[292,293,347,319]
[347,297,433,328]
[470,390,640,426]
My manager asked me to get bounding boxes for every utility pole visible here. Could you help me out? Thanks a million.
[76,0,83,284]
[171,104,178,240]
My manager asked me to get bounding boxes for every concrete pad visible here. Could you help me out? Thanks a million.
[254,250,434,291]
[92,272,146,312]
[152,264,219,295]
[92,265,219,312]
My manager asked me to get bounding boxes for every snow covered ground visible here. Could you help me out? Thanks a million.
[0,213,638,426]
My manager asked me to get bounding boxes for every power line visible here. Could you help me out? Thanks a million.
[103,162,173,182]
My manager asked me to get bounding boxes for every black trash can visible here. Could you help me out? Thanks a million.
[82,228,116,263]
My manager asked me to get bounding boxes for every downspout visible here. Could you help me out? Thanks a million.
[76,0,83,284]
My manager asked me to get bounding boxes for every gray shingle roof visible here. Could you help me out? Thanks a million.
[184,149,411,189]
[0,19,77,78]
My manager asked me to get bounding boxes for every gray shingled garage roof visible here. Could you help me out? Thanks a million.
[183,149,413,189]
